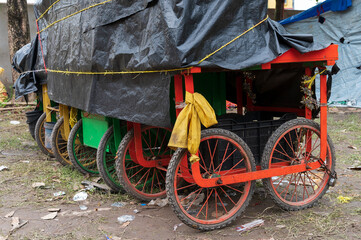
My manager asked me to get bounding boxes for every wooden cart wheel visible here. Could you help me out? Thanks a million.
[34,112,54,157]
[261,118,335,211]
[67,119,99,175]
[51,117,71,166]
[96,126,123,192]
[166,128,256,231]
[115,126,172,201]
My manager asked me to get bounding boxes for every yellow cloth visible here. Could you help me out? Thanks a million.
[0,68,7,102]
[168,92,218,164]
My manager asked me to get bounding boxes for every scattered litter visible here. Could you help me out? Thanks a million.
[70,208,111,216]
[348,165,361,171]
[5,211,15,218]
[173,223,183,231]
[73,191,88,201]
[140,203,147,206]
[117,215,135,223]
[111,202,126,208]
[337,195,353,204]
[41,212,58,220]
[148,198,168,207]
[21,160,30,163]
[53,191,66,197]
[48,208,61,212]
[0,166,9,171]
[32,182,46,188]
[10,121,20,125]
[81,180,111,192]
[9,218,28,233]
[180,193,205,206]
[276,224,286,229]
[347,145,357,150]
[133,209,139,214]
[236,219,264,233]
[11,217,20,227]
[79,205,88,211]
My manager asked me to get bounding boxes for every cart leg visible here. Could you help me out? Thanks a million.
[320,72,328,161]
[183,74,194,93]
[59,104,70,140]
[42,84,52,122]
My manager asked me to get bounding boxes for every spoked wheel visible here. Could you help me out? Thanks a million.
[68,119,98,175]
[261,118,335,211]
[34,112,54,157]
[166,128,256,231]
[97,126,123,192]
[51,117,71,166]
[115,126,173,201]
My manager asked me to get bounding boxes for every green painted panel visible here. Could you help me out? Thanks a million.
[81,112,109,148]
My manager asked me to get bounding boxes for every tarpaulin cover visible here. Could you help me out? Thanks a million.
[31,0,322,127]
[284,0,361,108]
[12,38,39,100]
[280,0,352,25]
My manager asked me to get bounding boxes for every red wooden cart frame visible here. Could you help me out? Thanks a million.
[129,44,338,188]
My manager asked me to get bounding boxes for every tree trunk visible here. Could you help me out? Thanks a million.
[7,0,30,101]
[274,0,285,21]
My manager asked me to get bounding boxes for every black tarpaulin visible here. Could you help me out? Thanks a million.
[30,0,322,127]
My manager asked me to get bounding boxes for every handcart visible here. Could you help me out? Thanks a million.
[115,44,338,230]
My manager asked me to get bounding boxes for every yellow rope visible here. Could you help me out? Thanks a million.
[38,0,113,34]
[303,69,327,88]
[47,67,194,75]
[36,0,61,22]
[197,15,269,65]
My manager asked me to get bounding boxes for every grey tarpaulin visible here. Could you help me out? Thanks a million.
[284,0,361,108]
[33,0,322,127]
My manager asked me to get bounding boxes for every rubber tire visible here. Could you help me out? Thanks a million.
[51,117,71,166]
[115,127,170,201]
[34,112,54,157]
[166,128,256,231]
[261,118,336,211]
[67,119,99,175]
[96,126,123,192]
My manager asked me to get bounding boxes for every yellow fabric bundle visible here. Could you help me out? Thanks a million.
[168,92,218,164]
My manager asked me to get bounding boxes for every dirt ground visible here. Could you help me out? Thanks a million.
[0,108,360,240]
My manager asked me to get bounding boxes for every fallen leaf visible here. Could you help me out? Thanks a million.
[32,182,45,188]
[48,208,61,212]
[337,195,353,204]
[5,211,15,218]
[41,212,58,220]
[348,145,357,150]
[121,222,131,228]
